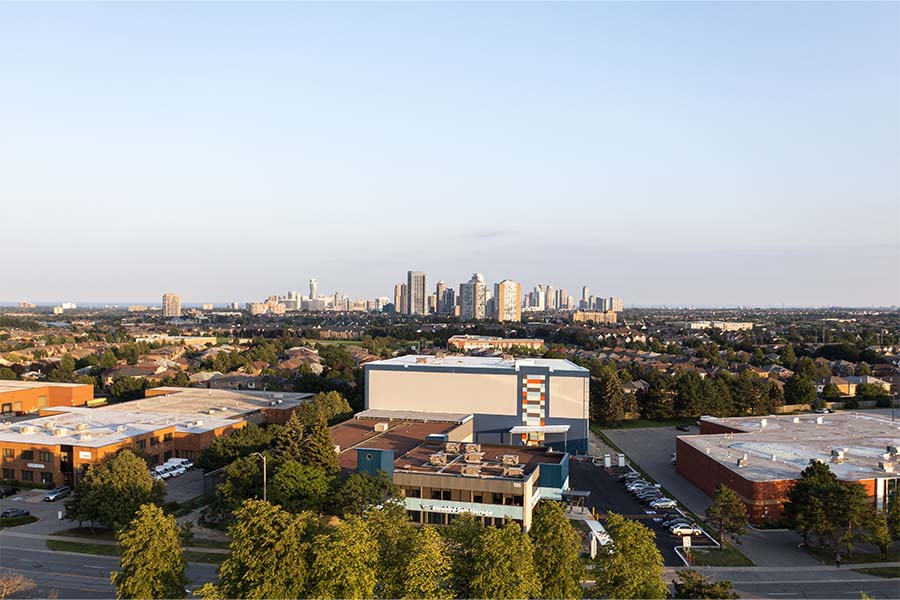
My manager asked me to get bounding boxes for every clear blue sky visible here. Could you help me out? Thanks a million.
[2,2,897,307]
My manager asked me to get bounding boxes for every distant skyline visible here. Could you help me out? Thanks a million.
[2,2,897,306]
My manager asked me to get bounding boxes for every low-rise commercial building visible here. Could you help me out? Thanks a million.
[0,381,95,415]
[676,414,900,523]
[365,355,589,453]
[447,335,545,352]
[571,310,617,324]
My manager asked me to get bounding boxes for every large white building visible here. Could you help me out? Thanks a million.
[407,271,427,315]
[162,293,181,318]
[364,355,589,453]
[460,273,486,321]
[493,279,521,322]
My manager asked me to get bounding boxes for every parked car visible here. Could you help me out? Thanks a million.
[663,515,692,527]
[815,407,834,414]
[167,458,194,471]
[620,472,641,480]
[44,486,71,501]
[650,498,678,509]
[154,466,172,479]
[0,486,20,498]
[626,481,651,491]
[164,465,185,477]
[670,523,703,536]
[1,508,30,518]
[637,491,663,501]
[676,425,690,432]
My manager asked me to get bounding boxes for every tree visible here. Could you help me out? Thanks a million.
[47,354,76,383]
[65,449,164,531]
[470,521,540,599]
[867,508,893,560]
[213,455,264,512]
[270,461,331,512]
[591,512,667,599]
[0,368,15,381]
[442,512,485,599]
[196,423,275,471]
[597,372,625,425]
[110,377,146,402]
[855,362,872,376]
[301,415,339,475]
[833,481,871,557]
[309,515,378,600]
[334,471,399,516]
[0,571,36,599]
[274,412,307,462]
[887,496,900,547]
[529,501,584,599]
[822,383,843,400]
[111,503,187,599]
[673,570,738,599]
[99,348,118,369]
[784,375,816,406]
[212,499,315,599]
[402,526,452,600]
[784,460,840,548]
[781,345,797,369]
[674,370,704,418]
[367,503,417,599]
[705,485,749,546]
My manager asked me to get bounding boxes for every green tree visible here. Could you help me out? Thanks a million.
[674,370,704,418]
[822,383,843,400]
[597,371,625,425]
[784,375,816,406]
[442,512,485,599]
[705,485,749,546]
[784,460,839,547]
[213,499,315,599]
[302,415,339,474]
[529,501,584,599]
[110,377,146,402]
[111,503,187,599]
[368,503,416,599]
[270,460,331,512]
[887,496,900,547]
[402,526,452,600]
[673,570,738,599]
[470,521,540,600]
[867,508,893,560]
[781,345,797,369]
[66,449,164,531]
[274,411,308,462]
[833,481,871,557]
[47,354,76,382]
[309,515,378,600]
[0,368,15,380]
[99,348,119,369]
[591,512,667,599]
[214,455,265,512]
[196,423,275,471]
[855,362,872,376]
[334,471,400,516]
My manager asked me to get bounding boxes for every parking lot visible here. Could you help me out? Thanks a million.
[569,459,717,566]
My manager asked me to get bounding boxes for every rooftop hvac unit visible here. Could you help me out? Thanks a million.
[792,417,801,423]
[333,444,340,454]
[760,419,767,428]
[444,442,460,454]
[465,443,481,453]
[277,399,283,404]
[815,416,824,424]
[43,421,56,430]
[195,420,203,426]
[429,453,448,466]
[185,422,195,428]
[209,409,217,415]
[879,461,894,473]
[415,357,429,364]
[831,449,844,463]
[79,433,92,441]
[52,428,68,437]
[503,466,525,478]
[888,445,899,455]
[501,454,520,466]
[18,425,35,434]
[374,422,389,433]
[461,464,481,477]
[74,423,88,431]
[737,458,748,467]
[464,452,484,464]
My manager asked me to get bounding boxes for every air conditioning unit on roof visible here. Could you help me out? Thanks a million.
[444,442,460,454]
[461,464,481,477]
[501,454,519,466]
[429,453,447,466]
[465,443,481,453]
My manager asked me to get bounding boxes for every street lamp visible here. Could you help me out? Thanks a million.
[252,452,267,502]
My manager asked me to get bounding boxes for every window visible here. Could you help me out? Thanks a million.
[163,433,173,443]
[20,470,33,482]
[473,494,483,503]
[441,490,452,501]
[150,437,159,446]
[20,450,33,460]
[431,490,442,500]
[179,450,194,459]
[406,487,421,498]
[492,493,503,505]
[40,472,53,485]
[37,395,48,409]
[2,468,14,480]
[163,451,172,461]
[2,449,14,459]
[12,401,21,412]
[39,451,53,463]
[137,440,146,450]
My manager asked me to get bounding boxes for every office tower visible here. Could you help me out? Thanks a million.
[399,283,409,315]
[440,287,456,316]
[407,271,427,315]
[610,297,623,312]
[581,286,590,309]
[556,288,569,310]
[531,285,547,309]
[393,283,404,313]
[435,281,447,314]
[460,273,486,321]
[545,285,555,310]
[494,279,522,322]
[162,293,181,318]
[567,295,575,310]
[309,279,318,300]
[427,294,437,314]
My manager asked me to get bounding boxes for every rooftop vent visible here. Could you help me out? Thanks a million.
[374,422,389,433]
[461,464,481,477]
[18,425,35,434]
[879,461,894,473]
[74,423,88,431]
[185,422,195,428]
[737,458,748,467]
[464,452,484,464]
[273,393,284,399]
[445,442,460,454]
[209,409,217,415]
[760,419,767,428]
[78,433,92,441]
[503,466,525,478]
[52,427,68,437]
[116,425,127,433]
[831,449,845,463]
[815,416,824,424]
[888,445,898,455]
[42,421,56,430]
[501,454,520,466]
[465,443,481,453]
[792,417,801,423]
[429,453,448,466]
[415,357,429,364]
[195,420,203,426]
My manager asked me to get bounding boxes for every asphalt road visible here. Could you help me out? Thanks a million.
[688,566,900,599]
[0,536,218,599]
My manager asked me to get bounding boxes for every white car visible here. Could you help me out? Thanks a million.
[670,523,703,536]
[626,481,651,491]
[650,498,677,509]
[154,466,172,479]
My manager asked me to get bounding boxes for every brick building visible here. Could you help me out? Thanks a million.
[0,381,95,415]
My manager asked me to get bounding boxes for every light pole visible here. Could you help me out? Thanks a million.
[252,452,267,502]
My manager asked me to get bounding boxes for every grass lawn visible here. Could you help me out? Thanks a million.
[853,567,900,578]
[47,539,226,564]
[596,419,694,430]
[686,546,754,567]
[805,544,899,565]
[54,526,117,540]
[0,515,39,528]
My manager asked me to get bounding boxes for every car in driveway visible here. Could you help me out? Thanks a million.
[649,498,677,509]
[0,486,20,498]
[670,523,703,536]
[1,508,30,518]
[44,486,71,501]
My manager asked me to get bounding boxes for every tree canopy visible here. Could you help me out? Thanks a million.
[529,501,584,599]
[111,503,187,600]
[591,512,667,599]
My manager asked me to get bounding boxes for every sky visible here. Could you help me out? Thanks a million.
[1,1,898,307]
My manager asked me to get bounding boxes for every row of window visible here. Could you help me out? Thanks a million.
[1,468,53,485]
[135,433,174,450]
[407,511,514,527]
[403,487,524,507]
[2,449,54,462]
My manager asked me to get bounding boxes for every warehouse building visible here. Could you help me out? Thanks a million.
[0,387,311,488]
[676,413,900,523]
[332,411,571,530]
[364,355,589,453]
[0,381,96,415]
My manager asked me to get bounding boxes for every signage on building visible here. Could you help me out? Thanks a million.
[78,451,92,460]
[419,503,493,517]
[26,463,45,469]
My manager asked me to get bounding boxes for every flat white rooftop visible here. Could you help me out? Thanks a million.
[681,413,900,482]
[0,381,88,392]
[366,355,588,375]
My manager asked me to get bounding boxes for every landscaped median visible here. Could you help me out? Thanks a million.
[0,515,39,529]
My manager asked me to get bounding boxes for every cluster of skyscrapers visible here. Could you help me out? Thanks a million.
[392,272,623,322]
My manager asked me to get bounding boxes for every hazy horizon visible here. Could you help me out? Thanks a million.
[3,2,898,306]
